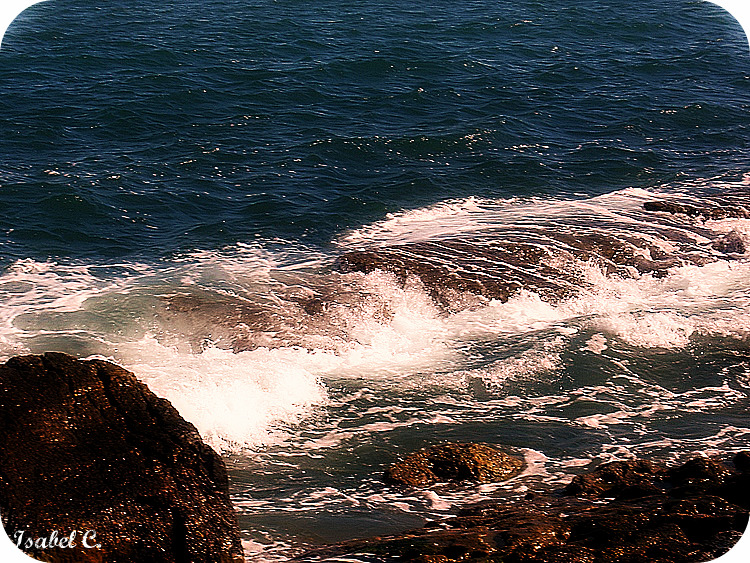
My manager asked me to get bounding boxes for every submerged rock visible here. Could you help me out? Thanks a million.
[337,240,580,307]
[336,234,679,308]
[302,453,750,562]
[147,194,750,355]
[335,194,750,312]
[384,443,525,487]
[643,199,749,220]
[0,353,243,563]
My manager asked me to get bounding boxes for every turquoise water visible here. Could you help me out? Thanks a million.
[1,0,750,559]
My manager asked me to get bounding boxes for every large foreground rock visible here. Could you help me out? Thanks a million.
[0,353,243,563]
[301,453,750,562]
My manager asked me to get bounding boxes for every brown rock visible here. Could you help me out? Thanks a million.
[384,443,524,488]
[735,452,750,473]
[564,459,664,499]
[712,230,746,254]
[303,454,750,562]
[334,195,750,315]
[643,199,750,220]
[667,456,732,489]
[0,353,243,563]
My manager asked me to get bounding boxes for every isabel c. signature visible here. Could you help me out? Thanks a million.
[13,530,101,550]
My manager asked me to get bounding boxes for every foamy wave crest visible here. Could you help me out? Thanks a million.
[3,186,750,451]
[111,339,331,451]
[336,188,659,249]
[336,196,517,248]
[0,248,460,451]
[423,258,750,351]
[577,260,750,348]
[0,249,340,451]
[0,259,145,359]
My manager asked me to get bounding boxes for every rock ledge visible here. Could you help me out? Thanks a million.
[303,452,750,563]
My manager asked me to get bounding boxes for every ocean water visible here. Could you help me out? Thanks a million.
[1,0,750,560]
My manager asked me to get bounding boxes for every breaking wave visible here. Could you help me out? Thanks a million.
[1,184,749,454]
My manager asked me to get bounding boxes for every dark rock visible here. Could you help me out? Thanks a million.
[336,237,622,309]
[735,452,750,473]
[0,353,243,563]
[151,194,750,353]
[564,459,663,499]
[384,443,525,488]
[667,456,731,490]
[644,200,704,217]
[337,241,567,307]
[643,199,749,220]
[335,211,744,311]
[333,194,750,313]
[712,230,746,254]
[303,453,750,562]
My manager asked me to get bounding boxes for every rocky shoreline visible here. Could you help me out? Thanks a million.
[0,354,748,562]
[301,448,750,563]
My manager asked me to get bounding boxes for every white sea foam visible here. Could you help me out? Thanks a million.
[108,339,331,451]
[578,260,750,347]
[336,188,659,249]
[2,247,750,450]
[0,250,458,451]
[584,333,608,353]
[457,343,564,393]
[0,259,138,358]
[336,196,508,247]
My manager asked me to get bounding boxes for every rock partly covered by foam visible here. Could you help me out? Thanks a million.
[643,199,750,220]
[335,232,721,310]
[0,353,243,563]
[335,195,750,311]
[302,453,750,562]
[712,230,746,255]
[384,443,525,488]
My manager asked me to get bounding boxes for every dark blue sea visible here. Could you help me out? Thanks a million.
[2,0,750,559]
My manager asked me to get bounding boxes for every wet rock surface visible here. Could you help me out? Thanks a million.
[337,240,581,308]
[300,453,750,562]
[384,443,525,488]
[336,196,749,309]
[712,230,746,255]
[643,199,750,220]
[0,353,243,563]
